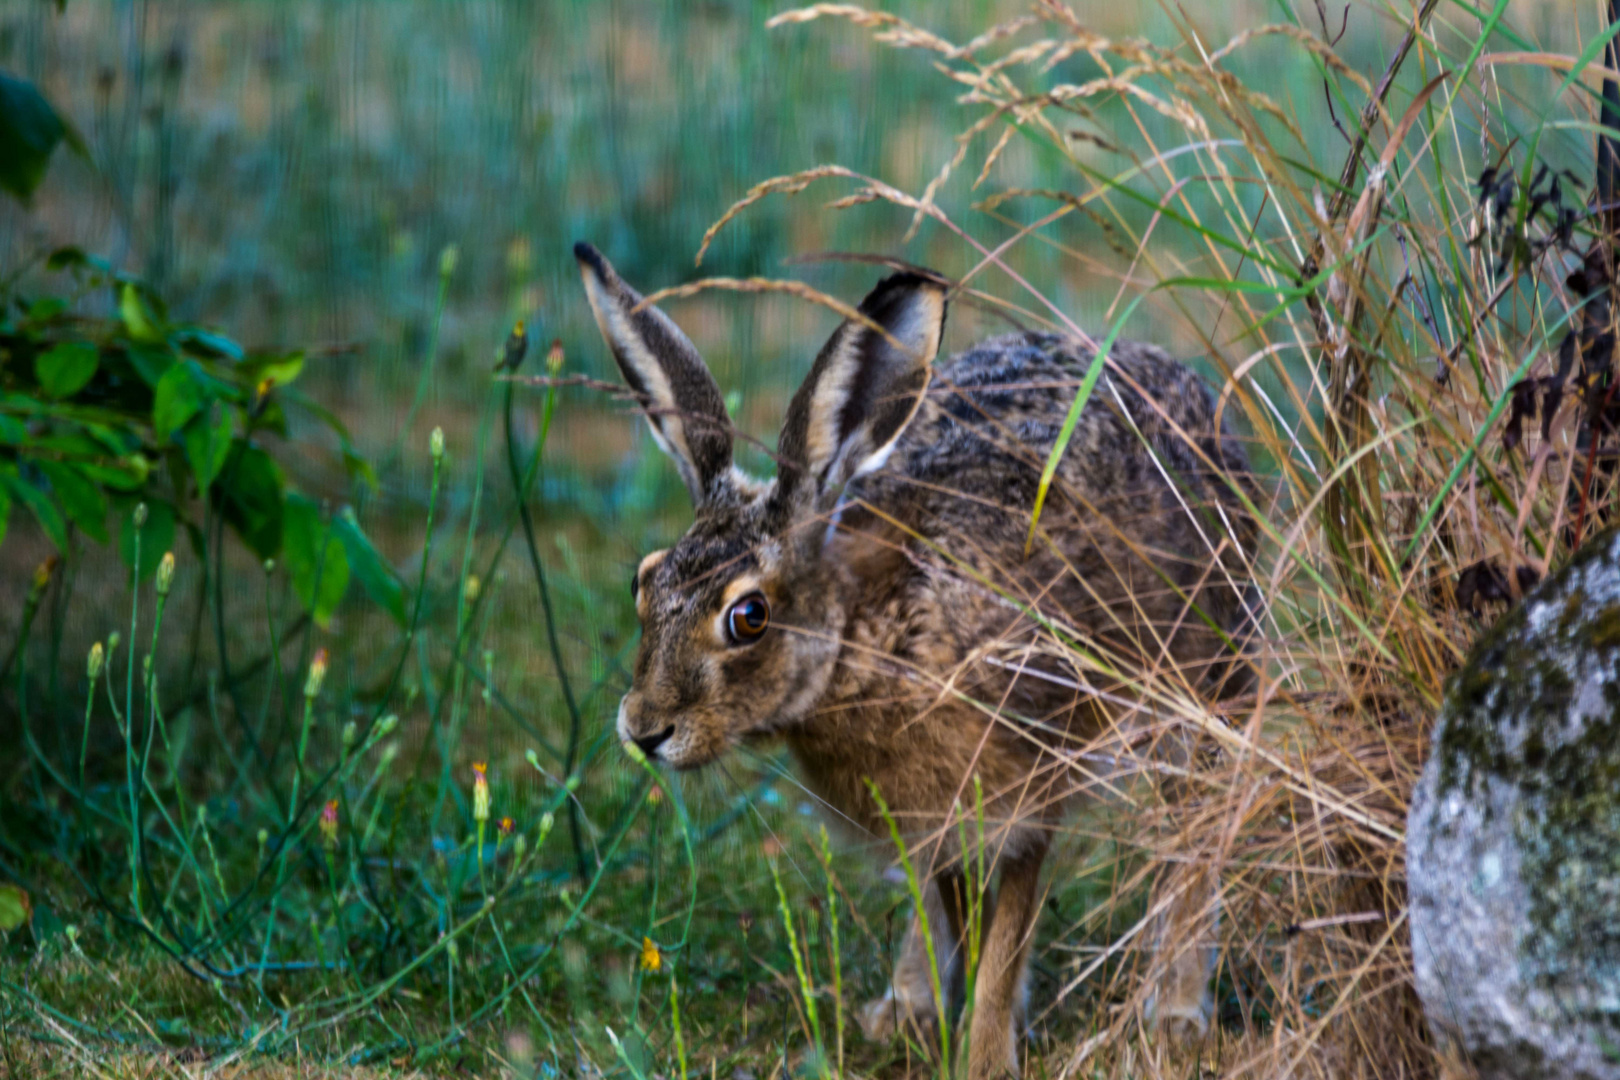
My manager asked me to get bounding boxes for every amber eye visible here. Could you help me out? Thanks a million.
[726,592,770,643]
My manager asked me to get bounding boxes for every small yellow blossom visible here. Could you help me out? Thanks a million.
[638,936,661,973]
[498,816,515,839]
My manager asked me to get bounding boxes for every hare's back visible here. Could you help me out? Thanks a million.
[892,331,1249,528]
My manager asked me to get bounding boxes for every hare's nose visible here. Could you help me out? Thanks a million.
[633,725,675,758]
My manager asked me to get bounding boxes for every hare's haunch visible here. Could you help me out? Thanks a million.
[576,242,1256,1077]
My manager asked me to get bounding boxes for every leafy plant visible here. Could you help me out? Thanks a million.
[0,249,403,625]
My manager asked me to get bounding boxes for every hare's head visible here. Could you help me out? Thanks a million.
[574,242,947,769]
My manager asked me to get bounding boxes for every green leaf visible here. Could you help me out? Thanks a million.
[242,350,304,389]
[0,72,67,201]
[0,884,31,932]
[182,407,233,495]
[283,494,349,628]
[216,441,282,559]
[27,297,66,323]
[0,415,26,445]
[38,461,107,543]
[175,327,244,363]
[153,362,205,441]
[79,456,148,491]
[334,508,406,625]
[35,341,98,398]
[1,469,66,552]
[125,341,176,387]
[118,500,175,581]
[119,282,164,343]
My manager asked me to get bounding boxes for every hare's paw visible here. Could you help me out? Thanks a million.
[1148,995,1212,1045]
[857,987,937,1044]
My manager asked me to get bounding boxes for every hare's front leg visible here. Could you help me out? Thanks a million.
[859,869,966,1043]
[966,844,1046,1079]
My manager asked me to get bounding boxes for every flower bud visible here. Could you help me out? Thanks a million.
[546,338,564,375]
[304,648,328,699]
[263,559,276,575]
[439,244,459,278]
[498,816,514,839]
[472,762,491,824]
[133,503,148,528]
[155,551,175,596]
[320,799,339,848]
[376,714,399,737]
[87,642,104,680]
[512,834,527,863]
[538,811,555,841]
[430,427,445,459]
[463,575,480,603]
[623,740,647,765]
[380,743,399,766]
[256,828,269,848]
[341,721,358,748]
[106,632,120,654]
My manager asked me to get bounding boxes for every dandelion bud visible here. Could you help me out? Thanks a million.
[320,799,339,848]
[256,828,269,850]
[304,648,328,698]
[525,749,540,769]
[463,575,480,603]
[380,743,399,766]
[106,632,120,654]
[472,762,490,824]
[263,558,276,575]
[647,782,664,807]
[155,552,175,596]
[512,834,527,863]
[376,714,399,737]
[446,939,459,962]
[538,811,555,841]
[341,720,358,748]
[133,503,148,528]
[498,816,514,839]
[430,427,445,459]
[87,642,104,680]
[545,338,564,375]
[31,557,56,595]
[439,244,459,278]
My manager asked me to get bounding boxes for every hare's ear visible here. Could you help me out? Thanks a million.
[575,241,733,506]
[775,272,947,512]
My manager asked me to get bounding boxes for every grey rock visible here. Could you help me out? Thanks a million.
[1409,528,1620,1079]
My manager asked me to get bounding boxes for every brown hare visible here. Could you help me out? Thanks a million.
[574,241,1257,1077]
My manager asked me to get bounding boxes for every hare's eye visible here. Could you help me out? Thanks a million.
[630,570,641,602]
[726,592,770,644]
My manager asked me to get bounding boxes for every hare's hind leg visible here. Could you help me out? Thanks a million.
[859,868,967,1044]
[966,843,1047,1079]
[1144,859,1220,1040]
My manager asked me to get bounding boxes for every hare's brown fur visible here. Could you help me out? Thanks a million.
[577,243,1256,1076]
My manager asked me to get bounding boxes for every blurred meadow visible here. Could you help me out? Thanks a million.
[1,0,1618,1077]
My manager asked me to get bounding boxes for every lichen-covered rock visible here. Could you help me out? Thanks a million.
[1409,528,1620,1080]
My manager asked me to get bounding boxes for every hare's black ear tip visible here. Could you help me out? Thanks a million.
[871,269,951,300]
[573,241,609,276]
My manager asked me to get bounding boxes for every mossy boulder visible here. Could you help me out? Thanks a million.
[1409,528,1620,1080]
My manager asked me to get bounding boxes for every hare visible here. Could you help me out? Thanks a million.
[575,241,1257,1077]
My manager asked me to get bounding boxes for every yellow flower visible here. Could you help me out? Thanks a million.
[472,762,490,824]
[638,936,661,973]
